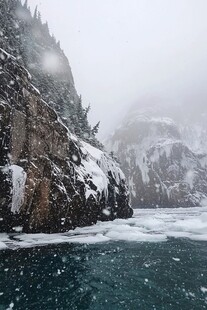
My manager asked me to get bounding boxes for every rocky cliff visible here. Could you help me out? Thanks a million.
[107,101,207,208]
[0,0,101,147]
[0,48,132,233]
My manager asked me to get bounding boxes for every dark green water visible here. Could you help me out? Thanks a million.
[0,239,207,310]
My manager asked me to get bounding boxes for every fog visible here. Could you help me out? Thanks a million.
[28,0,207,138]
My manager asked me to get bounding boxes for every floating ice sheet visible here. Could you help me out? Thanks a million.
[0,206,207,250]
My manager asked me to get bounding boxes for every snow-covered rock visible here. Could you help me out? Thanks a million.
[107,101,207,208]
[0,48,132,233]
[0,0,101,147]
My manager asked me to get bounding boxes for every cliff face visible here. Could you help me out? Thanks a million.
[0,48,133,233]
[0,0,101,147]
[107,103,207,208]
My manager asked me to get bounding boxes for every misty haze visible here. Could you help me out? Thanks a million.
[0,1,207,309]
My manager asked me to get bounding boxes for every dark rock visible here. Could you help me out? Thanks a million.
[0,48,133,233]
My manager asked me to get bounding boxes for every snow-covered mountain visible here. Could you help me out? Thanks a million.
[107,99,207,208]
[0,48,132,233]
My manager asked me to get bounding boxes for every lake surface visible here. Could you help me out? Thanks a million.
[0,208,207,310]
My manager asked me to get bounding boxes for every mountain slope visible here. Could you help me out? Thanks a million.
[107,101,207,208]
[0,0,100,147]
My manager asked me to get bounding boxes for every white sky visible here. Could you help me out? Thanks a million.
[28,0,207,138]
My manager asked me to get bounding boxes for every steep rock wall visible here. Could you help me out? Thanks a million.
[0,0,101,146]
[0,49,133,232]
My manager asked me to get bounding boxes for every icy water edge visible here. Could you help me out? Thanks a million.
[0,208,207,310]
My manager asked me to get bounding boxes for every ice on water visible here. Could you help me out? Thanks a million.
[1,206,207,249]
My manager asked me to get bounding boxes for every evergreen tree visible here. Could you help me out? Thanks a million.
[84,104,91,117]
[92,121,100,135]
[33,5,38,19]
[37,11,42,23]
[23,0,28,8]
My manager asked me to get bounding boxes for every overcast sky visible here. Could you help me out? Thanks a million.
[28,0,207,138]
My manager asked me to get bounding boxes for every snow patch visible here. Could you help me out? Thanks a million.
[78,141,125,201]
[201,287,207,294]
[10,165,26,213]
[1,206,207,249]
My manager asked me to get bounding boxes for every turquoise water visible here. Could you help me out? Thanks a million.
[0,238,207,310]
